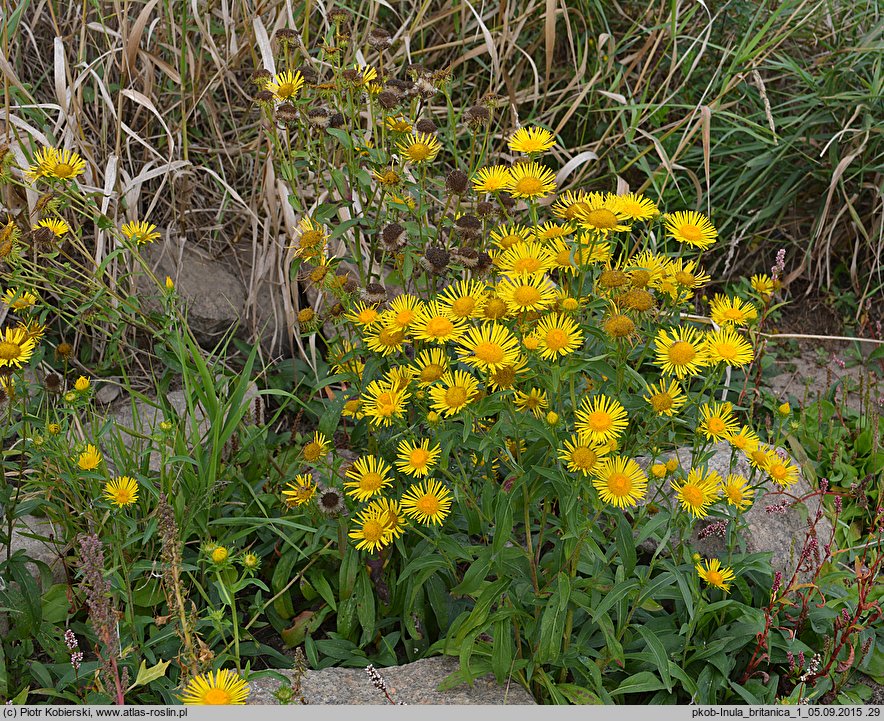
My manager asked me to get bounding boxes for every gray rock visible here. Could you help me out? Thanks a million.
[139,240,246,347]
[0,515,67,584]
[246,657,535,705]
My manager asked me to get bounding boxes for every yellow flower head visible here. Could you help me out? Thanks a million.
[643,380,686,417]
[727,425,760,453]
[472,165,512,193]
[653,326,709,379]
[412,347,449,386]
[438,280,487,320]
[3,289,38,312]
[615,192,659,221]
[28,147,87,181]
[486,355,529,391]
[721,474,754,511]
[457,324,521,372]
[505,162,557,199]
[508,126,556,154]
[750,274,775,298]
[349,506,395,552]
[346,301,382,328]
[513,388,548,418]
[397,133,442,164]
[411,301,467,345]
[696,558,736,593]
[384,115,413,133]
[705,328,754,367]
[709,295,758,327]
[344,456,393,502]
[77,444,102,471]
[534,314,583,360]
[766,452,800,487]
[396,439,442,477]
[551,189,593,221]
[361,379,409,427]
[180,669,250,705]
[400,479,453,526]
[74,376,91,392]
[365,497,409,540]
[697,401,739,442]
[778,402,791,417]
[35,218,70,237]
[558,435,609,476]
[104,476,139,508]
[489,223,533,251]
[429,370,479,417]
[574,193,632,236]
[575,394,628,444]
[592,456,648,509]
[664,210,718,250]
[302,431,330,463]
[283,474,317,507]
[121,220,160,245]
[495,273,557,314]
[266,70,305,101]
[671,468,722,518]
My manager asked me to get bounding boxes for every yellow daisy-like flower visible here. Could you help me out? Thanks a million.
[3,289,38,311]
[400,479,453,526]
[505,162,557,199]
[727,425,760,453]
[643,380,686,417]
[489,223,533,251]
[592,456,648,508]
[411,301,467,345]
[496,273,557,314]
[472,165,512,193]
[291,217,328,260]
[513,388,548,418]
[574,193,632,236]
[74,376,90,392]
[345,301,382,328]
[385,294,424,329]
[697,401,739,442]
[348,506,395,552]
[746,445,772,471]
[664,210,718,250]
[653,326,709,379]
[77,444,103,471]
[457,324,521,372]
[397,132,442,164]
[18,321,45,342]
[547,238,579,274]
[696,558,736,593]
[533,314,583,360]
[721,474,754,511]
[180,669,250,705]
[283,474,318,507]
[705,328,754,367]
[360,379,409,427]
[486,355,529,391]
[429,370,480,417]
[496,242,556,277]
[438,279,487,320]
[35,218,70,237]
[351,64,378,86]
[302,431,330,463]
[384,115,413,133]
[710,295,758,327]
[532,222,572,242]
[266,69,305,101]
[384,365,415,393]
[27,147,87,181]
[396,439,442,477]
[766,452,800,487]
[672,468,722,518]
[615,192,659,221]
[751,274,775,298]
[508,126,556,154]
[575,394,628,444]
[551,189,594,221]
[481,294,511,321]
[558,435,609,476]
[104,476,139,507]
[657,258,712,302]
[344,456,393,502]
[121,220,160,245]
[412,348,449,386]
[363,323,408,357]
[365,498,409,540]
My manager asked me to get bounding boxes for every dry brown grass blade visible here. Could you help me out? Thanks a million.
[125,0,161,82]
[544,0,556,83]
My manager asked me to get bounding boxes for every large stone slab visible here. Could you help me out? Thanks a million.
[246,656,535,705]
[0,514,67,584]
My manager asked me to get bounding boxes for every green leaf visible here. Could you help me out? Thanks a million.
[536,573,571,664]
[356,569,376,645]
[556,683,602,704]
[309,571,338,612]
[636,626,672,692]
[326,128,353,149]
[611,671,667,696]
[491,618,514,683]
[615,515,636,575]
[728,680,762,704]
[128,659,171,691]
[590,579,638,623]
[450,553,491,597]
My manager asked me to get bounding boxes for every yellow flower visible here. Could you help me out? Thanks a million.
[346,301,382,328]
[283,474,317,507]
[614,192,659,221]
[412,348,449,386]
[27,147,86,181]
[664,210,717,250]
[651,463,667,478]
[575,394,628,444]
[653,326,709,379]
[489,223,533,251]
[671,468,722,518]
[534,314,583,360]
[457,324,521,372]
[551,189,593,221]
[384,115,413,133]
[705,328,754,367]
[709,295,758,327]
[363,323,408,357]
[727,425,760,453]
[104,476,139,507]
[77,444,102,470]
[373,167,402,186]
[750,274,775,298]
[180,669,250,705]
[397,132,442,164]
[438,280,487,320]
[574,193,632,236]
[532,222,572,242]
[365,498,408,540]
[643,380,686,417]
[696,558,735,593]
[486,355,529,391]
[396,439,442,477]
[350,64,378,86]
[665,457,680,473]
[505,162,557,199]
[558,435,608,476]
[34,218,70,237]
[766,452,799,487]
[47,423,61,434]
[74,376,91,392]
[496,242,556,277]
[302,431,329,463]
[411,301,467,345]
[3,289,38,311]
[778,402,791,416]
[361,380,409,427]
[429,370,479,417]
[697,402,739,442]
[746,445,772,471]
[472,165,512,193]
[241,552,261,570]
[592,456,648,508]
[513,388,548,418]
[349,506,395,552]
[546,411,559,425]
[496,273,557,314]
[508,126,556,154]
[344,456,393,502]
[121,220,160,245]
[165,276,175,291]
[721,474,754,511]
[384,294,424,330]
[400,479,453,526]
[266,70,305,101]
